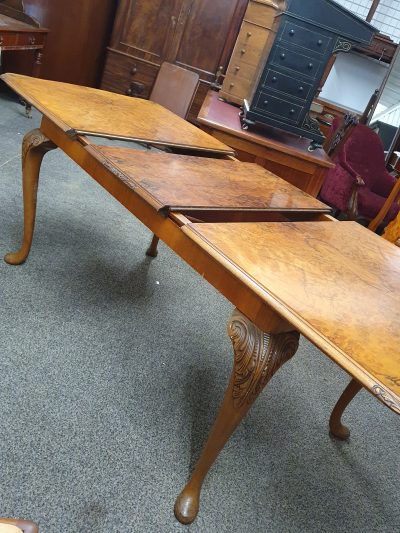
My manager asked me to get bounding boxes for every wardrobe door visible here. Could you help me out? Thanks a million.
[110,0,185,65]
[174,0,248,83]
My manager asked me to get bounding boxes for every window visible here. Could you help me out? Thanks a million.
[333,0,400,42]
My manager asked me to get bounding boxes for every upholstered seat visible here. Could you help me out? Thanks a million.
[320,123,399,224]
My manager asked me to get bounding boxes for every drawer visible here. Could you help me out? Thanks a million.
[101,50,157,99]
[254,91,304,124]
[0,32,45,48]
[263,69,312,100]
[227,61,257,81]
[270,46,323,79]
[231,37,269,68]
[245,1,279,29]
[279,21,331,55]
[222,74,252,100]
[239,22,269,50]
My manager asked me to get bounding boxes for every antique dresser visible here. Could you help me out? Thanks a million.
[219,0,286,106]
[241,0,377,148]
[100,0,249,122]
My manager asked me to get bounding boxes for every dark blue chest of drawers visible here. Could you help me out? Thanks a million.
[242,0,377,148]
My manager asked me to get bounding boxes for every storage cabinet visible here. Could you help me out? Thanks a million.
[2,0,117,87]
[220,0,286,105]
[242,0,378,148]
[101,0,248,121]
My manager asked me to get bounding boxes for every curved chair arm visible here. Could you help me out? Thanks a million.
[368,176,400,232]
[346,174,365,220]
[338,152,360,180]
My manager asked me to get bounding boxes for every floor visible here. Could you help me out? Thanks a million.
[0,87,399,533]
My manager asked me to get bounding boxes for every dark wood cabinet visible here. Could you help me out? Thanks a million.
[242,0,378,147]
[2,0,117,87]
[101,0,248,121]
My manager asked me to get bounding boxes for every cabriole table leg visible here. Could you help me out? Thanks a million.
[174,308,300,524]
[4,129,56,265]
[329,378,362,440]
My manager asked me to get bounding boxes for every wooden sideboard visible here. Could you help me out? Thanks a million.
[0,9,48,78]
[100,0,248,122]
[198,90,334,197]
[2,0,117,87]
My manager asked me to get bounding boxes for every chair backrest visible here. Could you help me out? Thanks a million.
[359,89,380,125]
[344,124,387,188]
[325,113,359,158]
[150,62,199,119]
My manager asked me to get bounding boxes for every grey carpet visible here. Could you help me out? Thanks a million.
[0,88,398,533]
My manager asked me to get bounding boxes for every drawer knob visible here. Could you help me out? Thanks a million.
[130,67,137,75]
[289,109,295,115]
[235,66,240,72]
[230,83,235,88]
[247,31,252,37]
[308,62,313,69]
[0,37,3,45]
[317,39,323,46]
[299,86,304,92]
[272,76,278,82]
[241,48,246,54]
[280,53,286,59]
[29,36,36,45]
[264,100,269,105]
[289,29,295,36]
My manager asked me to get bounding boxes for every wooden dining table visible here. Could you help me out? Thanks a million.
[1,73,399,525]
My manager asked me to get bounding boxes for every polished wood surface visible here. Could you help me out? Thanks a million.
[101,0,247,121]
[2,0,117,87]
[0,9,47,78]
[198,90,334,196]
[1,74,233,154]
[383,212,400,245]
[184,221,400,410]
[92,146,330,215]
[3,77,399,526]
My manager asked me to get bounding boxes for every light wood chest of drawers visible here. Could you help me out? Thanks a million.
[220,0,286,106]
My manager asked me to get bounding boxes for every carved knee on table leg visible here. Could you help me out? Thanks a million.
[174,309,299,524]
[4,129,56,265]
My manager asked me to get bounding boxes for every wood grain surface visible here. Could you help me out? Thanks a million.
[0,13,47,31]
[91,146,330,214]
[0,73,233,154]
[184,221,400,413]
[198,90,333,167]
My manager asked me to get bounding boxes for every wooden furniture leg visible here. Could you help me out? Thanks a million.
[4,129,56,265]
[329,378,362,440]
[145,234,159,257]
[174,309,300,524]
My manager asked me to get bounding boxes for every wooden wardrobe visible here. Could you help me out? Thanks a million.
[100,0,248,121]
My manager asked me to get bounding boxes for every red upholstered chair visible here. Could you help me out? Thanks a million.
[319,123,400,225]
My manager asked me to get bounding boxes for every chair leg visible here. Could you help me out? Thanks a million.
[174,309,300,524]
[145,234,159,258]
[4,129,56,265]
[329,378,362,440]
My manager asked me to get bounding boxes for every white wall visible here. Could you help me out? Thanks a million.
[319,52,388,113]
